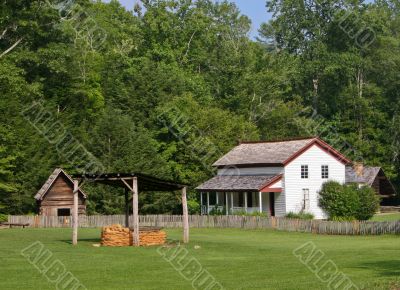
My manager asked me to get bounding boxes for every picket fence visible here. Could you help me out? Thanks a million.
[7,215,400,235]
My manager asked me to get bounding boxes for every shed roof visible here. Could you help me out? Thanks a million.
[35,168,87,201]
[345,166,381,185]
[74,172,187,191]
[213,137,350,167]
[196,174,279,192]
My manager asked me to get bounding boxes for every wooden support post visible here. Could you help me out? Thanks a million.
[225,193,228,216]
[207,192,210,214]
[182,186,189,244]
[72,180,78,246]
[259,192,262,213]
[216,192,219,206]
[244,192,248,213]
[200,192,203,215]
[230,192,233,214]
[124,188,129,228]
[132,177,139,246]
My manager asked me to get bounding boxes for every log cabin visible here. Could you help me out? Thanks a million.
[35,168,87,216]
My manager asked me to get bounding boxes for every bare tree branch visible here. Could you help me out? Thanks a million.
[0,28,8,40]
[0,37,23,58]
[183,31,196,58]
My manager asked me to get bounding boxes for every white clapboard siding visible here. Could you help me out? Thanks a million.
[274,191,286,217]
[261,192,269,213]
[268,178,282,188]
[283,144,346,219]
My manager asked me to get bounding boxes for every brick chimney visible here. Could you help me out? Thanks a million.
[353,162,364,176]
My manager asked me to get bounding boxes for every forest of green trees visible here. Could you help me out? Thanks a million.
[0,0,399,215]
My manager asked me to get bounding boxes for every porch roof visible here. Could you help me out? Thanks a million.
[195,174,279,192]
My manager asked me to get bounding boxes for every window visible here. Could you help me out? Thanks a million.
[57,208,71,216]
[301,165,309,179]
[238,193,244,207]
[209,193,216,205]
[247,192,253,207]
[302,189,310,211]
[321,165,329,179]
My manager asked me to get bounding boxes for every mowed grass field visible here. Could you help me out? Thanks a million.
[0,228,399,290]
[372,213,400,222]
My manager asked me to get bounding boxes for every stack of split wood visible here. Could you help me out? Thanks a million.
[101,225,166,247]
[101,224,132,246]
[139,227,167,246]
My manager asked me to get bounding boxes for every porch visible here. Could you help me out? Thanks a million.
[196,174,283,216]
[199,191,278,216]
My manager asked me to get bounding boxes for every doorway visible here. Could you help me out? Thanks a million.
[269,193,275,217]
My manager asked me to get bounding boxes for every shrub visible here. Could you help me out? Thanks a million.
[355,186,380,220]
[285,211,314,220]
[187,199,200,214]
[209,205,224,215]
[330,216,356,222]
[232,210,267,217]
[232,210,247,216]
[319,181,380,221]
[248,211,268,217]
[0,214,7,222]
[318,181,358,219]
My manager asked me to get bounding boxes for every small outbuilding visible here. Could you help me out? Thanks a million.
[346,164,398,206]
[35,168,87,216]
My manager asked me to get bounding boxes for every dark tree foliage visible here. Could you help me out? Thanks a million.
[0,0,398,214]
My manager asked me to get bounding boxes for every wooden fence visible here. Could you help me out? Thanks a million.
[7,215,400,235]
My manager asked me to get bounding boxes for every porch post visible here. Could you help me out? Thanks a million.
[259,191,262,213]
[207,192,210,214]
[225,192,228,215]
[216,192,219,205]
[230,192,233,214]
[244,192,248,213]
[200,192,203,215]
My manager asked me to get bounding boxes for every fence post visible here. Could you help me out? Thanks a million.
[271,217,277,229]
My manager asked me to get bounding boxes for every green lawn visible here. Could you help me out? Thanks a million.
[372,213,400,222]
[0,228,399,290]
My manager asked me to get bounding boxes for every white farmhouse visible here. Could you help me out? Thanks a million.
[196,137,396,219]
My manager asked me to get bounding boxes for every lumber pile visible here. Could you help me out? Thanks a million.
[101,224,132,247]
[139,227,167,246]
[101,224,166,247]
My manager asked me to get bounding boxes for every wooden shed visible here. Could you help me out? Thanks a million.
[346,165,398,205]
[35,168,87,216]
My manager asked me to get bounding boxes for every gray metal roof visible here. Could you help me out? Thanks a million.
[196,175,278,192]
[345,166,381,185]
[213,138,316,167]
[35,168,87,200]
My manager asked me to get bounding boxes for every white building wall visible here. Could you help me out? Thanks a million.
[274,191,286,217]
[283,145,346,219]
[217,167,283,176]
[268,179,282,188]
[261,192,269,213]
